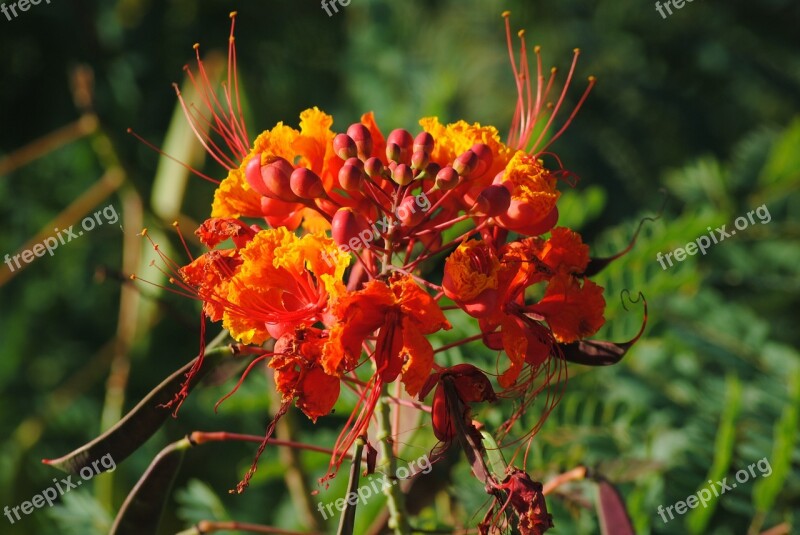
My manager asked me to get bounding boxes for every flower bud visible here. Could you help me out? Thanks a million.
[470,143,493,178]
[333,133,357,160]
[262,157,300,202]
[387,128,413,164]
[331,207,371,249]
[244,154,270,196]
[397,195,426,227]
[364,157,385,180]
[346,123,373,159]
[413,131,434,155]
[391,163,414,186]
[470,184,511,217]
[435,165,460,190]
[453,149,478,177]
[290,167,326,199]
[411,149,429,171]
[338,157,365,191]
[385,142,402,164]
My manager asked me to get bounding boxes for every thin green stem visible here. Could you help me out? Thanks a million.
[377,396,411,534]
[337,435,366,535]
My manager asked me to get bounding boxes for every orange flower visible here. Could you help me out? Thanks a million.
[528,272,605,343]
[442,240,503,318]
[324,274,451,396]
[182,226,349,345]
[494,151,560,236]
[271,329,340,422]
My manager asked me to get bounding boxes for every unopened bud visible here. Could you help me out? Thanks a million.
[413,131,434,155]
[387,128,413,164]
[471,184,511,217]
[346,123,373,159]
[453,149,478,177]
[333,133,357,160]
[338,157,365,191]
[411,149,429,171]
[290,167,326,199]
[470,143,493,178]
[364,157,385,180]
[397,195,426,227]
[262,157,300,202]
[331,207,371,249]
[391,163,414,186]
[244,154,270,196]
[385,142,402,164]
[435,166,460,190]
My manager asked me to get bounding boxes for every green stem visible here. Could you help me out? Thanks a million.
[377,396,411,534]
[337,436,366,535]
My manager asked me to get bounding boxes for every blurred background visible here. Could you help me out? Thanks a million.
[0,0,798,533]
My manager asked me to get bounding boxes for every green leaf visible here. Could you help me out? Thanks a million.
[752,372,800,514]
[686,374,742,534]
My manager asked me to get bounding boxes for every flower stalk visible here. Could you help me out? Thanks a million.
[377,395,411,535]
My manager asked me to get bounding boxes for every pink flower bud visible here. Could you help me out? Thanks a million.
[471,184,511,217]
[453,149,478,177]
[364,157,384,179]
[411,149,429,170]
[338,157,365,191]
[333,133,357,160]
[387,128,413,164]
[346,123,373,159]
[397,195,426,227]
[331,207,371,249]
[391,163,414,186]
[435,165,460,190]
[262,157,300,202]
[290,167,326,199]
[413,131,434,155]
[470,143,493,178]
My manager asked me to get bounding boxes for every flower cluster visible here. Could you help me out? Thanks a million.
[141,11,644,534]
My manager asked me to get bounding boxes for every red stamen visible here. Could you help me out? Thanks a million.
[126,128,220,185]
